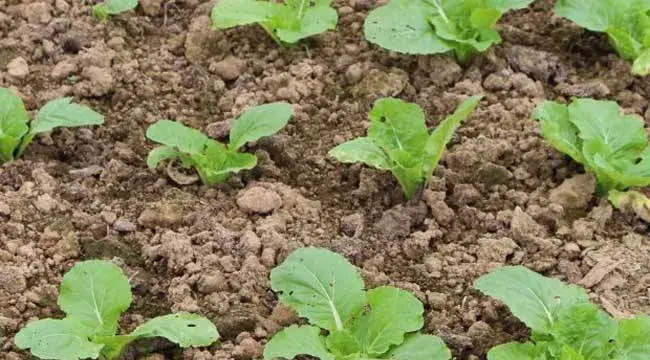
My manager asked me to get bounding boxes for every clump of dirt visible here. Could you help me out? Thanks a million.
[1,0,649,359]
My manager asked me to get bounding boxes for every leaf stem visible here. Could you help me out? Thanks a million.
[260,24,285,47]
[429,0,450,24]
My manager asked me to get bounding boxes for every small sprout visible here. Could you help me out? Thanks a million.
[211,0,339,45]
[0,87,104,163]
[364,0,535,62]
[15,260,219,360]
[328,96,482,199]
[146,102,292,185]
[532,98,650,222]
[265,247,451,360]
[92,0,138,20]
[475,266,650,359]
[555,0,650,76]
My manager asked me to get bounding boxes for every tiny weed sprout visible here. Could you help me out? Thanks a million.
[0,87,104,163]
[211,0,338,45]
[329,96,481,199]
[15,260,219,360]
[265,247,451,360]
[555,0,650,76]
[475,266,650,360]
[92,0,138,20]
[146,102,292,185]
[532,98,650,222]
[364,0,535,62]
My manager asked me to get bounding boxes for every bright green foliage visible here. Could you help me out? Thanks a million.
[475,266,650,360]
[329,96,481,199]
[211,0,338,45]
[531,98,650,221]
[364,0,535,62]
[146,102,292,185]
[92,0,138,20]
[264,247,451,360]
[0,87,104,163]
[15,260,219,360]
[554,0,650,76]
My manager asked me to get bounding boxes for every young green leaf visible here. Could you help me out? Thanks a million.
[270,247,366,332]
[487,342,546,360]
[264,325,334,360]
[146,120,209,155]
[531,100,585,164]
[615,316,650,359]
[554,0,650,75]
[131,313,220,347]
[351,287,424,356]
[92,0,138,20]
[30,98,105,135]
[211,0,338,45]
[474,266,589,333]
[58,260,132,335]
[229,102,292,150]
[550,303,618,359]
[364,0,535,61]
[329,96,481,199]
[15,318,105,360]
[385,333,452,360]
[0,88,29,162]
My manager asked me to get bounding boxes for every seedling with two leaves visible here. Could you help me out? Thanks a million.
[532,98,650,222]
[92,0,138,20]
[364,0,535,62]
[0,87,104,163]
[146,102,292,185]
[555,0,650,76]
[265,247,451,360]
[15,260,219,360]
[475,266,650,359]
[211,0,339,45]
[329,96,482,199]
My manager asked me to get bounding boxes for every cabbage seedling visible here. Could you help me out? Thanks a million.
[265,247,451,360]
[92,0,138,20]
[0,87,104,163]
[146,102,292,185]
[15,260,219,360]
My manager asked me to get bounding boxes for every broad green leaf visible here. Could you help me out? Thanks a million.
[474,266,589,333]
[30,98,104,135]
[487,342,546,360]
[0,88,29,162]
[352,287,424,356]
[587,144,650,189]
[147,145,180,169]
[384,333,451,360]
[550,303,617,360]
[471,8,501,29]
[531,101,585,164]
[131,313,219,347]
[326,330,361,357]
[58,260,132,335]
[328,137,391,171]
[485,0,536,12]
[276,5,338,43]
[211,0,284,28]
[146,120,209,155]
[363,0,450,55]
[270,247,366,332]
[264,325,334,360]
[632,48,650,75]
[15,318,105,360]
[554,0,617,32]
[424,96,482,176]
[607,27,643,61]
[92,0,138,17]
[229,102,292,150]
[614,316,650,359]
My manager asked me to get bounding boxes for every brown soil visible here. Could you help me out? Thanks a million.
[1,0,649,359]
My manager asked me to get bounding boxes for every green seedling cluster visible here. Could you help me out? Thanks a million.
[92,0,138,20]
[532,98,650,220]
[363,0,535,62]
[0,87,104,163]
[329,96,482,199]
[211,0,338,45]
[555,0,650,76]
[475,266,650,360]
[265,247,451,360]
[15,260,219,360]
[146,102,292,185]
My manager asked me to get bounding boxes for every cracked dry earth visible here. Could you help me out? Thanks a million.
[1,0,649,359]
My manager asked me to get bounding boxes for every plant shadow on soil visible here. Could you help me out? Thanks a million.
[0,0,649,359]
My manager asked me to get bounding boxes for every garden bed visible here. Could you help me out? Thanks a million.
[1,0,649,359]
